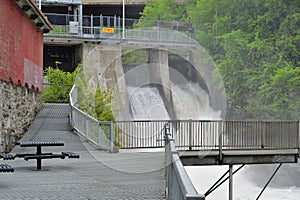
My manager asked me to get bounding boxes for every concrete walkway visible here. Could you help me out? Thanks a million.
[1,104,165,200]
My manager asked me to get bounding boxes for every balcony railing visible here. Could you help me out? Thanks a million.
[34,0,82,5]
[44,13,197,45]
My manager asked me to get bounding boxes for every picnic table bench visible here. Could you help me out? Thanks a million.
[0,164,14,173]
[2,141,80,170]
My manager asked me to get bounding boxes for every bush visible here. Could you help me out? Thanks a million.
[43,66,80,103]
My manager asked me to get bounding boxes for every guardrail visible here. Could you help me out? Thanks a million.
[34,0,82,4]
[114,121,167,149]
[114,120,299,150]
[69,85,114,152]
[69,84,299,153]
[44,13,197,45]
[164,123,205,200]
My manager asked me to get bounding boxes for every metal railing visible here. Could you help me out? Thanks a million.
[165,123,205,200]
[114,120,299,150]
[34,0,82,4]
[69,84,299,152]
[69,85,115,152]
[44,13,197,45]
[114,121,167,149]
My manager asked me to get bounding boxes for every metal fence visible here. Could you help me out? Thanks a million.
[167,120,299,151]
[115,120,299,150]
[69,85,114,152]
[69,84,299,151]
[165,124,205,200]
[44,13,197,45]
[115,121,167,149]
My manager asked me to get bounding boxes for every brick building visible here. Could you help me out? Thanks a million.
[0,0,52,153]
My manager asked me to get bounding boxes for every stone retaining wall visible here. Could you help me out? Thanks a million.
[0,80,42,153]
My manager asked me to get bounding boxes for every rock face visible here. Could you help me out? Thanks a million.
[0,80,42,153]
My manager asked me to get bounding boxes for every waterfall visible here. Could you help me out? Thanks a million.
[171,82,221,120]
[127,86,170,120]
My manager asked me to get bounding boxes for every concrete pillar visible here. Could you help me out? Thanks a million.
[147,48,171,100]
[146,48,174,118]
[82,43,126,88]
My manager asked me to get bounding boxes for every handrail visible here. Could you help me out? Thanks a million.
[114,120,299,150]
[43,13,197,45]
[69,85,115,152]
[164,123,205,200]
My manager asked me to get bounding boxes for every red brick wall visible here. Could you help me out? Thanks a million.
[0,0,44,91]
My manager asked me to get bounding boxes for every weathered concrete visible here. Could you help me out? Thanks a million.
[82,43,125,89]
[0,80,42,153]
[147,48,175,119]
[81,42,129,120]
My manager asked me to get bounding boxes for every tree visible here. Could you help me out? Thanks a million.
[141,0,300,120]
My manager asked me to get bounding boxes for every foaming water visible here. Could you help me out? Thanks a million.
[127,86,170,120]
[171,82,221,120]
[186,163,300,200]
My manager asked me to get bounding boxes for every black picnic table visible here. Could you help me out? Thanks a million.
[2,141,79,170]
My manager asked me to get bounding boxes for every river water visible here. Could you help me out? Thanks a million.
[186,163,300,200]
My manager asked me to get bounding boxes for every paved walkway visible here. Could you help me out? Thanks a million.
[1,104,165,200]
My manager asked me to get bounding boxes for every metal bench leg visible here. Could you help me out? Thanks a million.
[37,159,42,170]
[37,146,42,170]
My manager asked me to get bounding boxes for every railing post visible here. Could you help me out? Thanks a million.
[114,15,117,30]
[157,20,160,41]
[189,119,192,151]
[261,122,265,148]
[110,121,114,153]
[91,14,94,35]
[70,106,74,128]
[218,121,223,163]
[118,16,121,36]
[86,115,89,139]
[98,122,102,148]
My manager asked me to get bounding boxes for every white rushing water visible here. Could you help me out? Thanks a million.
[171,82,221,120]
[186,163,300,200]
[127,86,170,120]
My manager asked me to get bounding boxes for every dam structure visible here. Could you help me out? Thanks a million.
[23,1,300,199]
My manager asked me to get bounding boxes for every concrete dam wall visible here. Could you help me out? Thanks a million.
[81,43,224,120]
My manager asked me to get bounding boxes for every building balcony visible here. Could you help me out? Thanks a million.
[43,13,197,46]
[34,0,82,5]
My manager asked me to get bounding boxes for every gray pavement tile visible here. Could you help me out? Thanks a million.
[1,104,165,200]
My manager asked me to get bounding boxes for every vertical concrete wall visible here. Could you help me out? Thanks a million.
[82,43,128,119]
[82,43,126,88]
[0,80,42,153]
[147,48,174,118]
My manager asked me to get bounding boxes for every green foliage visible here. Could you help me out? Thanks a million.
[141,0,300,120]
[43,66,80,103]
[122,50,146,64]
[94,87,115,121]
[140,0,184,21]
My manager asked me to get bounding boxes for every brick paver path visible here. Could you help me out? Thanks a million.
[1,104,165,200]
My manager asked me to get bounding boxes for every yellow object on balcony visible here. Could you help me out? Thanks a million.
[102,27,114,33]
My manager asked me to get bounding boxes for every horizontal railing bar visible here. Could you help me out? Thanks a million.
[115,120,299,123]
